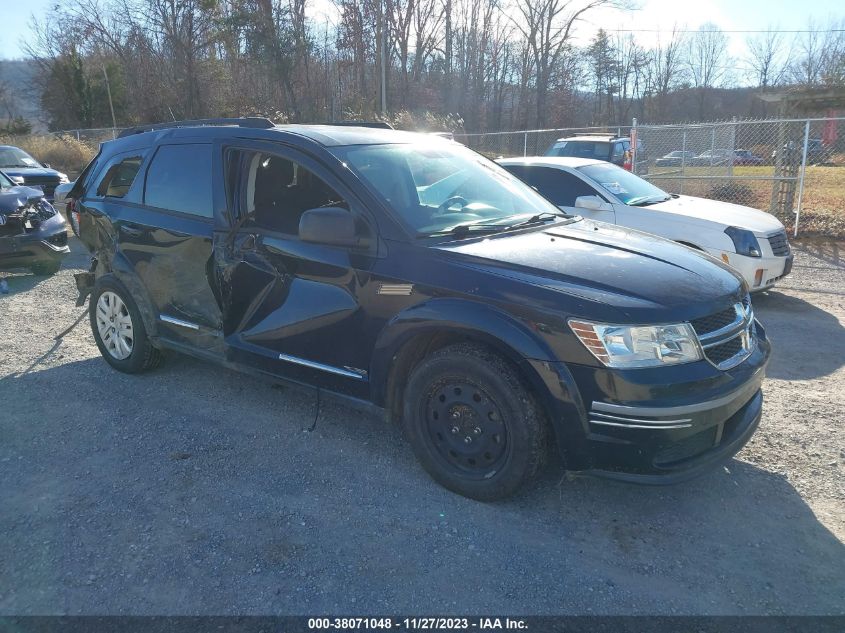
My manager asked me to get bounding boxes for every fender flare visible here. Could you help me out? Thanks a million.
[370,298,556,401]
[369,297,587,466]
[93,251,160,341]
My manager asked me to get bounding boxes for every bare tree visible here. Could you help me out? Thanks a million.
[685,23,730,119]
[510,0,620,128]
[746,27,787,89]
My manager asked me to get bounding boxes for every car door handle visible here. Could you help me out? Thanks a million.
[119,224,144,237]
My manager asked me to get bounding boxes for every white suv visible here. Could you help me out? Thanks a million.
[499,156,792,292]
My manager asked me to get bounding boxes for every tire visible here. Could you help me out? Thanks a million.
[30,261,61,276]
[402,343,546,501]
[89,277,162,374]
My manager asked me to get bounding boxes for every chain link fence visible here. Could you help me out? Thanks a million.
[457,117,845,238]
[54,127,121,145]
[456,125,633,161]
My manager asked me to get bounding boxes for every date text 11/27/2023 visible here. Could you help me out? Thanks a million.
[307,617,528,630]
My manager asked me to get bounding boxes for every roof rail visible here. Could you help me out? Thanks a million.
[327,120,395,130]
[117,117,275,139]
[577,131,622,137]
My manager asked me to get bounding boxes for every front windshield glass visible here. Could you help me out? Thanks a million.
[334,141,563,235]
[0,146,39,168]
[0,170,13,188]
[578,162,670,206]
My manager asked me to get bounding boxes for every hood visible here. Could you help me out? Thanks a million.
[0,185,47,213]
[435,219,744,320]
[1,166,63,179]
[646,195,784,235]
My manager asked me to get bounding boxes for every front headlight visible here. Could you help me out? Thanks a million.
[724,226,761,257]
[569,320,702,368]
[58,173,70,184]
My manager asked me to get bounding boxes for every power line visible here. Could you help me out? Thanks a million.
[605,28,844,34]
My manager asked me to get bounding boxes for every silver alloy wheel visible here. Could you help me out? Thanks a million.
[95,291,134,360]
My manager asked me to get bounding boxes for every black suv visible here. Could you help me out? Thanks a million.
[71,118,770,500]
[545,134,644,170]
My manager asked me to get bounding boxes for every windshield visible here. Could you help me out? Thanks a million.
[547,141,611,159]
[0,170,13,188]
[0,146,40,168]
[334,141,563,235]
[577,162,670,206]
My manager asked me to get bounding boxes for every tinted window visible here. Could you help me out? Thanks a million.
[96,155,144,198]
[527,167,599,207]
[244,152,348,235]
[547,141,611,160]
[611,143,625,161]
[145,144,213,217]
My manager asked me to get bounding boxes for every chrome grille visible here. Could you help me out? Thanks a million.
[691,295,755,370]
[704,336,743,365]
[767,230,790,257]
[690,307,737,336]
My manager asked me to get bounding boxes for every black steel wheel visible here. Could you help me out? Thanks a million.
[424,380,510,479]
[403,343,546,500]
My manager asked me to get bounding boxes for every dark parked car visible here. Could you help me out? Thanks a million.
[0,145,70,201]
[654,150,697,167]
[733,149,764,166]
[0,169,69,275]
[71,119,769,500]
[771,139,833,166]
[545,134,644,170]
[688,149,733,166]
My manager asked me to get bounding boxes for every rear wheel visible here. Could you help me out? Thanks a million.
[89,278,162,373]
[402,343,546,501]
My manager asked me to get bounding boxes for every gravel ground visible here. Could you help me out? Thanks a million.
[0,237,843,615]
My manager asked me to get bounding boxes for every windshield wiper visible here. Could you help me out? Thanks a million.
[627,195,671,207]
[502,211,564,229]
[421,212,565,239]
[421,223,509,238]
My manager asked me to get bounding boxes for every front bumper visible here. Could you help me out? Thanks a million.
[710,250,793,292]
[526,321,771,482]
[0,229,70,271]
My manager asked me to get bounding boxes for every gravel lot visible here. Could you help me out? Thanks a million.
[1,236,843,615]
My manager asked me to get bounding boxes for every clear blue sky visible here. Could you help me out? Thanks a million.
[0,0,843,60]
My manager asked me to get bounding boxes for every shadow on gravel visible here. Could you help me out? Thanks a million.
[1,355,844,613]
[795,240,843,269]
[752,291,844,380]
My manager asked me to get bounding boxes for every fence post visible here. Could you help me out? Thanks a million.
[680,130,687,194]
[794,120,811,238]
[631,117,638,173]
[523,131,528,157]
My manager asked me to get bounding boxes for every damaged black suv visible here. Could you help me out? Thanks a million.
[72,118,770,500]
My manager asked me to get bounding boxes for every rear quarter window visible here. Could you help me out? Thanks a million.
[95,155,144,198]
[144,144,213,218]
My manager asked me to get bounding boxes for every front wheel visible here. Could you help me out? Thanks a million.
[402,343,546,501]
[89,278,162,373]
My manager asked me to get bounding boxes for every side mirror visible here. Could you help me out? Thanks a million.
[299,206,361,247]
[574,195,611,212]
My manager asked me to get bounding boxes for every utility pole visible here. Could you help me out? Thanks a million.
[101,64,117,135]
[380,0,387,114]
